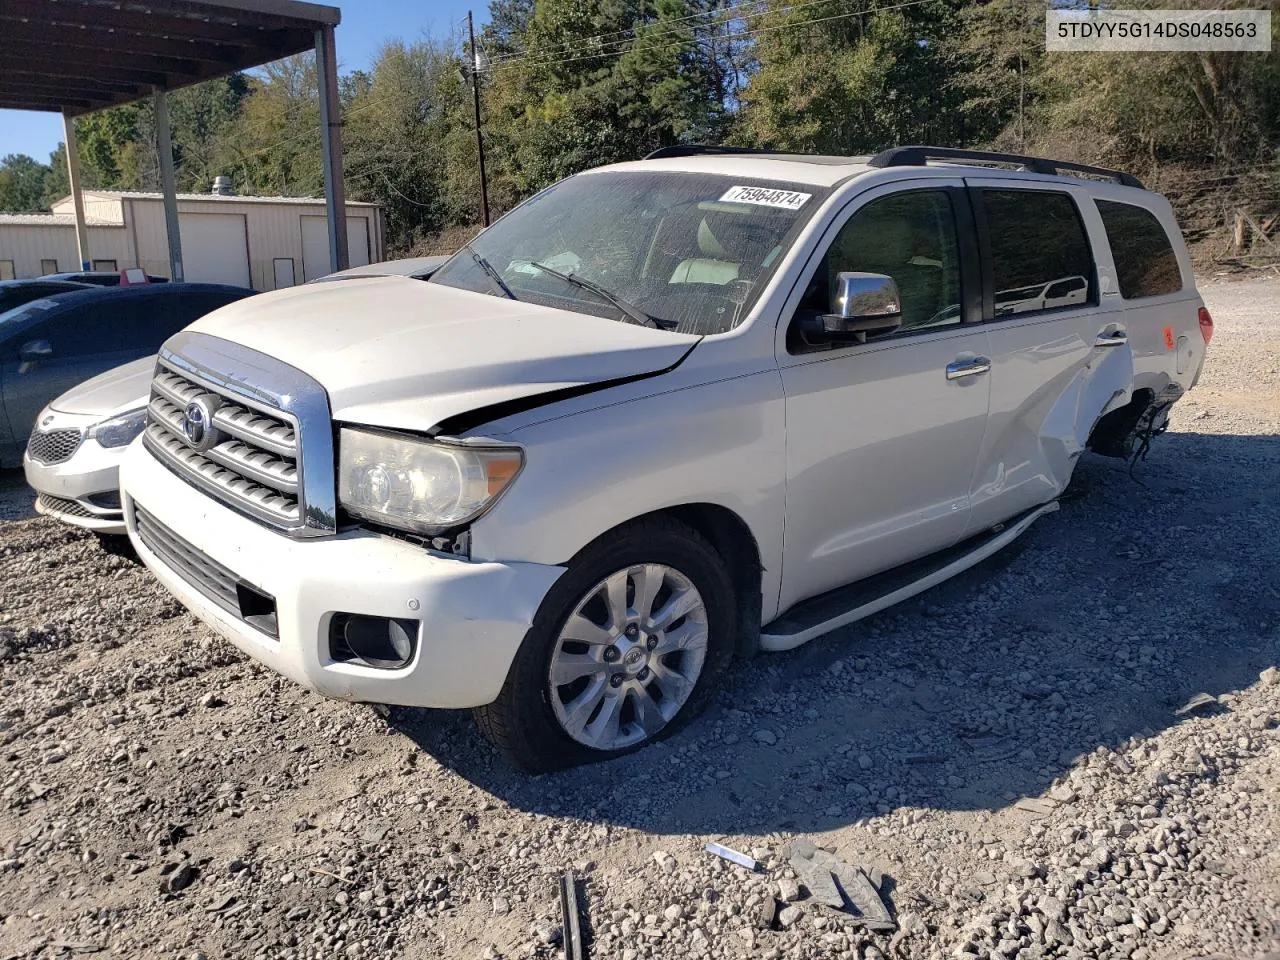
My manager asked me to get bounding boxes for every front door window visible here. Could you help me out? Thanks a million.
[795,190,963,340]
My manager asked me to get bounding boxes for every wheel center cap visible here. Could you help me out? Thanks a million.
[622,647,646,673]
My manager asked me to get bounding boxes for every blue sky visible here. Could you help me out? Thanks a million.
[0,0,484,163]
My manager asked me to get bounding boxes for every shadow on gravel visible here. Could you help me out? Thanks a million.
[0,466,37,522]
[392,432,1280,837]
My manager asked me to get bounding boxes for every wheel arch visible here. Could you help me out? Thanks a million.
[1087,385,1156,459]
[564,502,764,659]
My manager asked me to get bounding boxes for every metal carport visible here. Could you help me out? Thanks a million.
[0,0,349,279]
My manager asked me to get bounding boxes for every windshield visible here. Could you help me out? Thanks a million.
[429,171,827,335]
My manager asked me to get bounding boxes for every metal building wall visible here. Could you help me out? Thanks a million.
[2,196,382,287]
[124,198,379,289]
[0,220,132,278]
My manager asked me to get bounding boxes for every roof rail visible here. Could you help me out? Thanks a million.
[644,144,798,160]
[867,145,1144,189]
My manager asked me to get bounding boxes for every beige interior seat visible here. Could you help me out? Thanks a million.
[670,218,741,285]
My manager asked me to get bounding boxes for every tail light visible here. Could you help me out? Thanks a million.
[1198,306,1214,345]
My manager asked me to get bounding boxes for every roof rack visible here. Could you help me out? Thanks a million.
[867,146,1144,189]
[644,144,801,160]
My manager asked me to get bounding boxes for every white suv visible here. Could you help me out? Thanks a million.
[118,146,1211,771]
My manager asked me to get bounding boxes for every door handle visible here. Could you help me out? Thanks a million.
[1094,331,1127,347]
[946,356,991,380]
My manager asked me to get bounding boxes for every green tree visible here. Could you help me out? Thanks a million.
[73,104,142,187]
[215,56,323,196]
[480,0,724,208]
[614,0,723,146]
[945,0,1043,150]
[41,144,70,208]
[343,40,462,249]
[1035,47,1280,171]
[736,0,965,153]
[483,0,535,56]
[169,74,252,191]
[0,154,53,212]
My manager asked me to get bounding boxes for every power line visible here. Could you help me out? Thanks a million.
[483,0,888,68]
[485,0,936,71]
[228,70,463,169]
[483,0,772,65]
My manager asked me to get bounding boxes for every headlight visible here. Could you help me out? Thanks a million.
[338,428,523,534]
[89,408,148,448]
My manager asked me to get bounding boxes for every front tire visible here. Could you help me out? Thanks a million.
[474,517,736,772]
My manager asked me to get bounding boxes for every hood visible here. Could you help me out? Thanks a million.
[186,276,699,433]
[311,255,450,283]
[50,356,154,418]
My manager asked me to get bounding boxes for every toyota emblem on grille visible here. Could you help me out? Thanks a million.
[181,395,221,451]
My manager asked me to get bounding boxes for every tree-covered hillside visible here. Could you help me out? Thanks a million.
[2,0,1277,263]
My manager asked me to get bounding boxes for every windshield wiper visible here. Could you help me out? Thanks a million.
[526,261,674,330]
[465,244,517,300]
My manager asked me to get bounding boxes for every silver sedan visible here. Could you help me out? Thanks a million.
[23,357,152,537]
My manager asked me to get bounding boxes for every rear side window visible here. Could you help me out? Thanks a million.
[979,189,1095,318]
[130,292,227,348]
[126,295,186,350]
[1096,200,1182,299]
[54,299,139,355]
[36,293,202,357]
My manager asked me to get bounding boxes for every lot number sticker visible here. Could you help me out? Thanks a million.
[719,186,812,210]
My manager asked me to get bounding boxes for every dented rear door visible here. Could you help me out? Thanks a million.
[964,179,1133,533]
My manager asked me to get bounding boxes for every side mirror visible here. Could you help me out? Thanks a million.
[18,339,52,373]
[802,272,903,344]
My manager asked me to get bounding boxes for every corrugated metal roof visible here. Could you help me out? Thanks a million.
[1,0,340,117]
[77,190,379,207]
[0,213,118,226]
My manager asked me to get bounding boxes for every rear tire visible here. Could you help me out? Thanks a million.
[474,517,736,773]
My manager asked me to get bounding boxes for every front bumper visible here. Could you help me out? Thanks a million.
[23,434,127,535]
[119,442,565,708]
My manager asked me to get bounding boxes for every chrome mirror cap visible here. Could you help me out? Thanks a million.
[801,272,904,345]
[832,272,902,320]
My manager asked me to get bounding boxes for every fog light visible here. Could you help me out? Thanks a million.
[329,613,418,669]
[87,491,122,510]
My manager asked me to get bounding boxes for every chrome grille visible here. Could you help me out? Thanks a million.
[144,366,301,526]
[26,428,83,465]
[142,333,337,538]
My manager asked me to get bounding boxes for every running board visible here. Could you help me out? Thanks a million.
[760,501,1059,652]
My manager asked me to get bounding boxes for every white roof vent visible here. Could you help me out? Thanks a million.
[211,176,234,196]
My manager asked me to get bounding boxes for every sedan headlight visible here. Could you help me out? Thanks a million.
[89,408,148,448]
[338,428,523,534]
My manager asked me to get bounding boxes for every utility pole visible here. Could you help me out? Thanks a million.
[468,11,491,227]
[61,113,90,271]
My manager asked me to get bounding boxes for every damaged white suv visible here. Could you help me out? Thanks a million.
[119,146,1210,771]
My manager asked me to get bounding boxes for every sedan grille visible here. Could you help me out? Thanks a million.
[37,493,95,519]
[26,428,83,465]
[144,363,303,529]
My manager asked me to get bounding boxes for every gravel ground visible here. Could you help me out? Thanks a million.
[2,280,1278,960]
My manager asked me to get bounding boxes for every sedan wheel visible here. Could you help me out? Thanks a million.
[549,564,709,751]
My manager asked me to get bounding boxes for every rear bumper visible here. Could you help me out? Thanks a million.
[119,442,564,709]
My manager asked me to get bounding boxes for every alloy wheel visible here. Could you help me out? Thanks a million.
[548,563,709,751]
